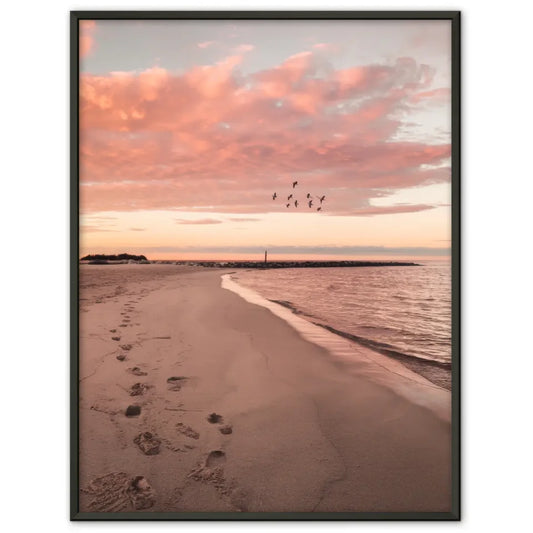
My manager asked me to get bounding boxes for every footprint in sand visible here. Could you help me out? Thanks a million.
[125,405,141,417]
[161,437,196,453]
[82,472,156,512]
[129,383,149,396]
[188,452,230,494]
[206,414,232,434]
[176,423,199,440]
[116,354,126,361]
[133,432,161,455]
[128,476,156,510]
[110,329,117,333]
[161,436,195,453]
[188,452,245,508]
[120,344,132,351]
[111,336,121,341]
[167,376,188,391]
[90,400,119,415]
[206,450,226,467]
[128,367,147,376]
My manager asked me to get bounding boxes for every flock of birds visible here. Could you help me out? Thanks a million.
[272,180,326,212]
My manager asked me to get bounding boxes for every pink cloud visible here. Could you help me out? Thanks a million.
[312,43,337,51]
[79,50,451,215]
[80,225,116,232]
[340,204,435,216]
[410,87,451,104]
[197,41,215,49]
[176,218,222,224]
[233,44,255,53]
[80,20,96,58]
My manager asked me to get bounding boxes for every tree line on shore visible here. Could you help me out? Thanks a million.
[80,253,148,261]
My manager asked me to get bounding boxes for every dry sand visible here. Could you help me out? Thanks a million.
[78,264,451,514]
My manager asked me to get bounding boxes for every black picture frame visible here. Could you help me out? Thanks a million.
[71,10,460,521]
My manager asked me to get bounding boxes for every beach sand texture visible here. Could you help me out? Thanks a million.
[78,264,451,513]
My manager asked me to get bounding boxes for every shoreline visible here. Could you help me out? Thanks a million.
[78,264,451,513]
[227,275,451,391]
[222,274,451,420]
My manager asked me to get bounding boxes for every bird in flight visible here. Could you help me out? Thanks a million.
[292,180,298,188]
[272,192,277,200]
[317,207,322,212]
[317,195,326,204]
[308,200,313,208]
[287,194,293,200]
[306,193,311,199]
[286,203,290,208]
[294,200,298,208]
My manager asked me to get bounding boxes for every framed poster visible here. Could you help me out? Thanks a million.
[71,10,460,520]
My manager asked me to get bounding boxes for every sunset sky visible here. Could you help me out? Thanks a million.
[79,18,452,260]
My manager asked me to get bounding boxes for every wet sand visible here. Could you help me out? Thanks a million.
[78,264,451,514]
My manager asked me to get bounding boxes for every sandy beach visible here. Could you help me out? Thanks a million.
[78,264,451,514]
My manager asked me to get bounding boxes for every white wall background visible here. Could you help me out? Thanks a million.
[1,0,532,531]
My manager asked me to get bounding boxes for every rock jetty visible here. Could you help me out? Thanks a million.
[173,260,420,269]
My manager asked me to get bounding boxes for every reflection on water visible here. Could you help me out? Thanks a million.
[231,263,451,366]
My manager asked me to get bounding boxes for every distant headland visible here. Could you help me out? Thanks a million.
[80,253,149,264]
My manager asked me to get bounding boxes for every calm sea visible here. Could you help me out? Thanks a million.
[230,261,452,389]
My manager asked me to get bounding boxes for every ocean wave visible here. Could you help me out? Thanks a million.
[311,322,451,369]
